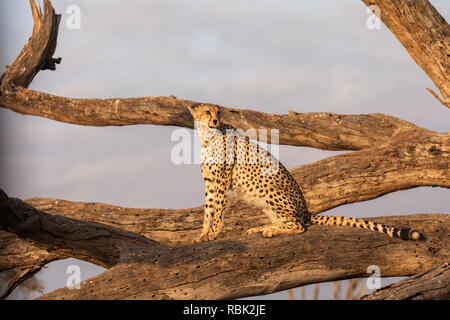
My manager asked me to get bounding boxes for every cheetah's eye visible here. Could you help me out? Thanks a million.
[206,111,211,115]
[217,111,221,116]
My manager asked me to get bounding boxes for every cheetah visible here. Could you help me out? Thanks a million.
[187,103,421,243]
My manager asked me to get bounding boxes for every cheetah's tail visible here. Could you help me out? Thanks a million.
[310,215,420,240]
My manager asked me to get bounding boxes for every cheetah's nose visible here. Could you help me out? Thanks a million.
[213,119,220,127]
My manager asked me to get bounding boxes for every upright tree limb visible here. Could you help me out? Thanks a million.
[362,0,450,107]
[0,0,61,91]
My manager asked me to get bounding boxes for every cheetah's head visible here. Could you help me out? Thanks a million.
[187,103,222,130]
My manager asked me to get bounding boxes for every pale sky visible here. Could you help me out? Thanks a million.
[0,0,449,300]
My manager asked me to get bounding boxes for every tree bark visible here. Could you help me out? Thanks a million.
[361,262,450,300]
[0,0,61,90]
[362,0,450,107]
[0,86,426,150]
[0,0,448,300]
[1,188,448,300]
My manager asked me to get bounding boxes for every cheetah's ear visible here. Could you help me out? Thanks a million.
[188,103,201,113]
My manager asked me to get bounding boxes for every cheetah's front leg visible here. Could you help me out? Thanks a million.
[193,176,216,243]
[196,164,232,242]
[206,175,230,241]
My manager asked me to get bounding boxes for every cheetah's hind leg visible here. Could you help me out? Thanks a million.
[247,223,305,238]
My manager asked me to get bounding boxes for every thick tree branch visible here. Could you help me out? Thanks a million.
[0,230,59,272]
[0,189,156,270]
[362,0,450,107]
[291,130,449,213]
[0,126,440,259]
[0,188,448,300]
[361,262,450,300]
[1,85,426,152]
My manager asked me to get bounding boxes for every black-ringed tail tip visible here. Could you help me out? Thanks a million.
[310,215,421,240]
[400,229,421,241]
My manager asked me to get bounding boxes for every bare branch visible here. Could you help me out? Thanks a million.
[361,262,450,300]
[333,282,341,300]
[0,0,61,90]
[1,188,449,299]
[299,286,306,300]
[313,284,319,300]
[0,267,41,300]
[287,289,295,300]
[426,88,450,109]
[361,0,450,106]
[345,279,362,300]
[1,88,427,152]
[291,130,449,213]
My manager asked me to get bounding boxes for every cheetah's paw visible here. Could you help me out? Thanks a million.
[192,232,217,243]
[246,226,274,237]
[246,227,261,235]
[192,233,210,243]
[261,230,274,237]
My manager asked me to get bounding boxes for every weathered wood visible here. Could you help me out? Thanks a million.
[0,124,447,297]
[0,267,41,300]
[361,262,450,300]
[0,0,449,300]
[0,189,155,270]
[0,0,61,91]
[291,130,449,213]
[1,188,448,300]
[1,88,426,152]
[362,0,450,107]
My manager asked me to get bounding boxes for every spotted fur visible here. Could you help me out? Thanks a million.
[188,103,420,243]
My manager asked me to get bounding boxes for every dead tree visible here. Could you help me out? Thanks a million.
[0,0,448,299]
